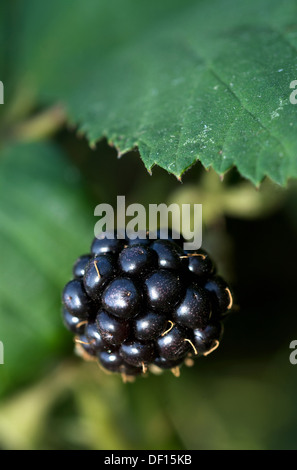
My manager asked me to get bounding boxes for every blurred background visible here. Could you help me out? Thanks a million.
[0,132,297,450]
[0,0,297,451]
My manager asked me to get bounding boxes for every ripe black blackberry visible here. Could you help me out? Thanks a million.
[62,230,233,381]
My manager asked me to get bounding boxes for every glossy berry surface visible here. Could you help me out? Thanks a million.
[85,321,108,352]
[144,270,183,313]
[118,245,157,275]
[156,324,191,360]
[134,311,168,341]
[128,237,151,247]
[102,277,141,319]
[151,239,185,271]
[62,279,93,319]
[83,254,116,300]
[154,355,185,370]
[172,285,211,329]
[97,349,123,372]
[192,322,224,356]
[76,333,97,356]
[119,340,155,366]
[186,250,215,278]
[91,232,126,255]
[72,254,92,279]
[204,275,232,314]
[96,310,130,346]
[62,307,86,334]
[62,229,233,379]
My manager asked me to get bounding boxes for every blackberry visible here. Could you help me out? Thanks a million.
[102,277,142,319]
[97,349,123,372]
[156,228,185,247]
[127,233,151,247]
[83,254,116,300]
[84,321,108,352]
[192,322,224,356]
[98,349,143,377]
[156,324,191,361]
[118,245,158,275]
[72,254,92,279]
[151,239,185,271]
[186,249,215,278]
[134,311,168,341]
[75,333,97,357]
[96,310,130,346]
[154,355,185,370]
[62,307,86,334]
[62,279,93,319]
[119,340,155,368]
[172,285,211,330]
[204,275,233,316]
[91,231,126,255]
[128,239,151,247]
[144,270,183,313]
[62,229,234,381]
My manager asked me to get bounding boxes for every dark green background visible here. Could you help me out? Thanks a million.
[0,0,297,450]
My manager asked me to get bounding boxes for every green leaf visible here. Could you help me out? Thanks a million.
[8,0,297,184]
[0,141,93,395]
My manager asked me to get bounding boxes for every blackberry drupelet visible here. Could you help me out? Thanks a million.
[62,230,234,381]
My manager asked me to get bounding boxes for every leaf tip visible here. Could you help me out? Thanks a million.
[89,141,97,150]
[117,147,128,159]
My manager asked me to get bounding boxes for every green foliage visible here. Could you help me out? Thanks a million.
[7,0,297,185]
[0,141,93,395]
[0,0,297,451]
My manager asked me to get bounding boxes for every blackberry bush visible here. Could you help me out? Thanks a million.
[62,231,233,381]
